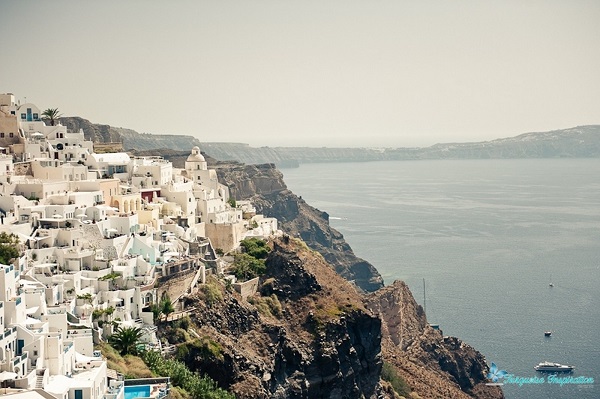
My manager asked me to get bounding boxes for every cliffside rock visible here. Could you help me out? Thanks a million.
[213,161,385,293]
[366,281,503,399]
[59,116,122,143]
[176,237,384,398]
[58,116,203,151]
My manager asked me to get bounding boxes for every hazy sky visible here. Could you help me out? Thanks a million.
[1,1,599,148]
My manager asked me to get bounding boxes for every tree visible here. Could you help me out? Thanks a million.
[0,232,20,265]
[42,108,62,126]
[230,253,266,281]
[240,238,270,259]
[109,326,143,355]
[160,293,175,319]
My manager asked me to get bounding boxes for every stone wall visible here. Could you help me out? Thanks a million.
[232,277,259,300]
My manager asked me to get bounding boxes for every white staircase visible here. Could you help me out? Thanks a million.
[35,373,44,389]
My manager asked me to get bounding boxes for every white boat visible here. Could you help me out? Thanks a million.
[534,361,574,372]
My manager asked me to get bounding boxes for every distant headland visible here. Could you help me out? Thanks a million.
[59,117,600,168]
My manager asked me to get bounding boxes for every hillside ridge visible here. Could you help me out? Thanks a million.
[59,116,600,167]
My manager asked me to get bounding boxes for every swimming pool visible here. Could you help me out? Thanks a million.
[124,385,151,399]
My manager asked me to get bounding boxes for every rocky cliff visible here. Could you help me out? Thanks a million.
[58,116,203,151]
[211,160,384,293]
[207,160,502,398]
[173,238,383,398]
[367,281,503,399]
[166,237,502,399]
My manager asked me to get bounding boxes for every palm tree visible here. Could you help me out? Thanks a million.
[42,108,62,126]
[109,326,143,355]
[160,293,175,319]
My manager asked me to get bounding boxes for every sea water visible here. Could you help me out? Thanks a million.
[282,158,600,399]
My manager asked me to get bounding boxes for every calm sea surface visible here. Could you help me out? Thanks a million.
[282,159,600,399]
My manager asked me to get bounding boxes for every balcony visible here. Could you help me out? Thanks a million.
[3,326,17,339]
[10,352,27,371]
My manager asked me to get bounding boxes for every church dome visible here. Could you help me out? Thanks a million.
[187,146,205,162]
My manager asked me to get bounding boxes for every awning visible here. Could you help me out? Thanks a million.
[16,232,40,241]
[75,352,98,363]
[0,371,18,381]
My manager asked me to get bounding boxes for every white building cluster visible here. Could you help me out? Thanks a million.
[0,93,279,398]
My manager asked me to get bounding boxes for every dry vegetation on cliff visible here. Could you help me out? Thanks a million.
[150,237,501,399]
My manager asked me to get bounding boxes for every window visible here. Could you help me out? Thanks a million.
[9,133,13,138]
[21,113,26,119]
[33,113,39,120]
[0,133,3,138]
[33,350,38,356]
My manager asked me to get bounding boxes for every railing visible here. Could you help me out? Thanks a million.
[67,329,92,337]
[124,377,170,386]
[12,352,26,365]
[104,383,124,399]
[4,326,16,338]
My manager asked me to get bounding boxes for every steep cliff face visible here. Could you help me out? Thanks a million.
[176,238,384,398]
[207,162,503,398]
[366,281,503,399]
[58,116,203,151]
[59,116,122,143]
[169,238,502,399]
[213,161,385,293]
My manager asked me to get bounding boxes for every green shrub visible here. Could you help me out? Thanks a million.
[189,336,224,361]
[248,294,282,318]
[173,316,191,330]
[168,328,191,345]
[381,361,411,397]
[202,281,223,307]
[0,232,20,264]
[230,253,265,282]
[240,238,270,259]
[142,350,234,399]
